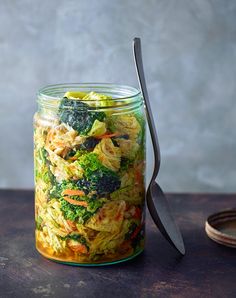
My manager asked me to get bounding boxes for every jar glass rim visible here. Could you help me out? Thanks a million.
[38,83,141,102]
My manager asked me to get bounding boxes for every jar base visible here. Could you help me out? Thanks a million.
[36,247,144,267]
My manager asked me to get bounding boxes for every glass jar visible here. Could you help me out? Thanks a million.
[34,83,146,266]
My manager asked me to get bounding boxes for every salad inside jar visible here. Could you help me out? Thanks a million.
[34,88,145,264]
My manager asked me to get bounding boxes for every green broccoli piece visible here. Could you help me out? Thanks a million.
[58,97,105,135]
[53,153,121,198]
[49,152,120,222]
[60,197,105,224]
[77,153,102,176]
[49,178,106,223]
[76,153,121,196]
[50,180,78,199]
[81,169,120,196]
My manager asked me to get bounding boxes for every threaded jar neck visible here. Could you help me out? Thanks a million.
[37,83,143,115]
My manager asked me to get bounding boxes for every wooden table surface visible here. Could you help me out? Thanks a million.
[0,190,236,298]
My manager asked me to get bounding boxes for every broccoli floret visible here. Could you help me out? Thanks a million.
[58,97,105,135]
[60,199,90,223]
[77,153,121,196]
[49,152,120,222]
[60,197,104,224]
[77,152,101,175]
[76,179,91,195]
[50,153,121,199]
[86,169,120,196]
[49,179,106,223]
[76,171,120,198]
[50,180,78,199]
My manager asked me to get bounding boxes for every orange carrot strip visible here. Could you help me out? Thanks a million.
[115,211,122,221]
[62,189,85,196]
[68,156,78,161]
[69,243,88,254]
[133,207,142,219]
[131,225,142,240]
[63,196,88,207]
[135,170,143,184]
[67,220,77,230]
[53,141,65,147]
[95,133,120,139]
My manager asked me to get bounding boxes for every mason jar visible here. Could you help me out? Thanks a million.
[34,83,146,266]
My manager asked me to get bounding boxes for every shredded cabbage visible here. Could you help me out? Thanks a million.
[93,138,121,172]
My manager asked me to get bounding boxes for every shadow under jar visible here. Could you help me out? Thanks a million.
[34,83,146,266]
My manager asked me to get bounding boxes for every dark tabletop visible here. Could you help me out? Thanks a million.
[0,190,236,298]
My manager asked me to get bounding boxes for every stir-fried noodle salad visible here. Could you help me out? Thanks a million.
[34,90,145,264]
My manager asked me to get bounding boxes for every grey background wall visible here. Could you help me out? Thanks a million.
[0,0,236,192]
